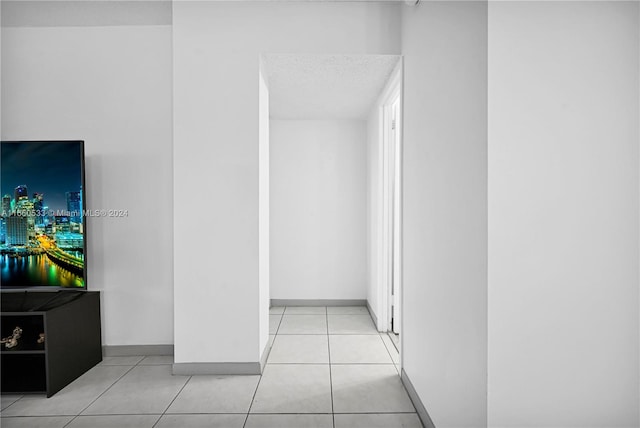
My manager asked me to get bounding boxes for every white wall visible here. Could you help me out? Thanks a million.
[1,23,174,347]
[366,62,401,330]
[173,1,401,366]
[402,2,488,427]
[366,106,382,320]
[258,66,270,355]
[0,4,2,141]
[488,2,640,426]
[270,120,367,300]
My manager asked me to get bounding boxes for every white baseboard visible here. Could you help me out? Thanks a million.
[259,336,272,372]
[401,368,435,428]
[109,338,272,376]
[172,362,262,376]
[103,344,173,357]
[367,300,378,327]
[270,299,366,307]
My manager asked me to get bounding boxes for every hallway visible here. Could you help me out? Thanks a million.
[0,306,422,428]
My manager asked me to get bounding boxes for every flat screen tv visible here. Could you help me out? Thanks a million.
[0,141,86,289]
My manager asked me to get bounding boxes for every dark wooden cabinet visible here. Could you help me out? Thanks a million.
[1,291,102,397]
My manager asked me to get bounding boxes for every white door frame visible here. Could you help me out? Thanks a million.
[390,95,401,335]
[375,61,403,337]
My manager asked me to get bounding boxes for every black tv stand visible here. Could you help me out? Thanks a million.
[1,291,102,397]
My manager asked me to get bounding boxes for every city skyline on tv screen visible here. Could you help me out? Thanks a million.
[0,141,85,288]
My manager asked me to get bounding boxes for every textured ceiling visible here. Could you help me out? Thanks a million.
[262,54,401,120]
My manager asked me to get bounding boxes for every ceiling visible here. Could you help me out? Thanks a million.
[262,54,401,120]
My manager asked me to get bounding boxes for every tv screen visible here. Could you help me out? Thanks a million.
[0,141,86,289]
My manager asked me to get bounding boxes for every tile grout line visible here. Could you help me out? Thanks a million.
[379,333,401,374]
[150,374,193,428]
[325,307,336,428]
[1,395,25,413]
[245,411,416,415]
[276,333,379,335]
[275,311,285,335]
[243,305,287,428]
[242,369,265,428]
[379,333,399,367]
[61,363,138,428]
[266,362,395,365]
[387,332,400,354]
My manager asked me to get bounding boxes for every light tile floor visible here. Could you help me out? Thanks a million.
[1,306,422,428]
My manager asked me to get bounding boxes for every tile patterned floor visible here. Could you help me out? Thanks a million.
[1,306,421,428]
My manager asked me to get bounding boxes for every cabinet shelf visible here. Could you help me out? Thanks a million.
[1,350,46,355]
[1,291,102,397]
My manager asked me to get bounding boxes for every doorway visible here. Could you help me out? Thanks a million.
[376,62,403,355]
[260,53,404,368]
